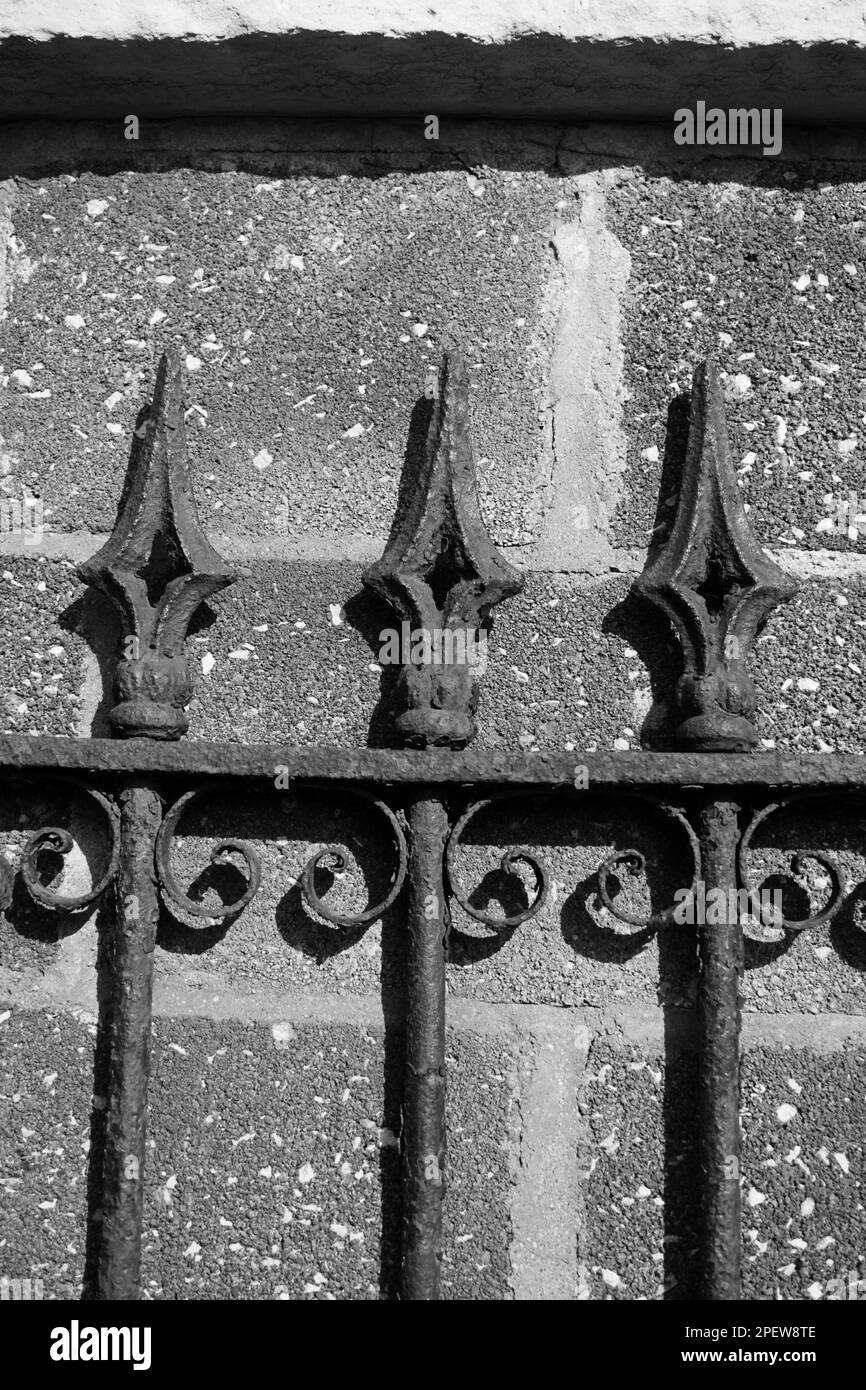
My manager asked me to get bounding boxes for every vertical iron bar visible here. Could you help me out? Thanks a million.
[696,798,742,1300]
[401,794,448,1300]
[98,782,162,1299]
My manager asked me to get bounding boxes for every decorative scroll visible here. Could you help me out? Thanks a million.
[77,349,237,740]
[594,798,702,934]
[445,791,700,935]
[363,347,523,749]
[737,797,848,935]
[445,794,549,929]
[12,782,120,913]
[155,783,262,923]
[634,359,797,751]
[298,789,408,927]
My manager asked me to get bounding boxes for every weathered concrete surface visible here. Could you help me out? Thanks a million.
[1,2,866,121]
[3,997,862,1300]
[604,168,866,557]
[5,137,866,567]
[0,161,559,547]
[584,1032,865,1301]
[0,1006,518,1299]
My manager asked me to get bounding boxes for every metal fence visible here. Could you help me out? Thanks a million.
[3,344,859,1301]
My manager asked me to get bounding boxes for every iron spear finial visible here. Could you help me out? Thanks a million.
[77,348,237,740]
[634,358,797,751]
[364,347,523,748]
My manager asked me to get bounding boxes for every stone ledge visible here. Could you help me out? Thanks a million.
[0,2,864,122]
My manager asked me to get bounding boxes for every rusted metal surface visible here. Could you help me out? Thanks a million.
[696,798,743,1300]
[1,349,860,1301]
[20,782,120,912]
[364,347,522,1296]
[98,782,162,1300]
[363,346,523,748]
[634,359,797,752]
[75,353,241,1298]
[637,361,800,1300]
[401,795,448,1300]
[77,348,237,740]
[0,737,862,789]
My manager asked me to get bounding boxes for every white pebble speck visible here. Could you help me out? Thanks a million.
[342,423,365,439]
[797,677,819,693]
[801,1197,815,1217]
[86,199,109,217]
[185,355,202,372]
[298,1163,316,1185]
[252,448,273,470]
[777,1103,798,1124]
[201,652,215,675]
[10,369,33,390]
[64,314,86,330]
[271,1021,296,1050]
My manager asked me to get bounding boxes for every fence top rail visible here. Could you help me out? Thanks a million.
[0,736,863,791]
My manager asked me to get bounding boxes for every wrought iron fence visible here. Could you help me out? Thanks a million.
[2,344,860,1301]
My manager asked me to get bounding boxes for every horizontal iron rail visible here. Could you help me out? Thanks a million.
[1,736,865,790]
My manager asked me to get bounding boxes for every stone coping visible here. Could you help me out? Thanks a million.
[0,2,864,122]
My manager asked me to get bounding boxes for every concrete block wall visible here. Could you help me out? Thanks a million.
[1,115,865,1300]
